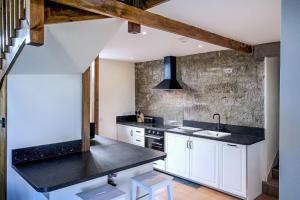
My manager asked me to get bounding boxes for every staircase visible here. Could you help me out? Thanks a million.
[0,0,28,86]
[255,162,279,200]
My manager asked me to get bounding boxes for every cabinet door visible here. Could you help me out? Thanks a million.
[219,143,246,197]
[117,125,132,144]
[165,132,189,178]
[189,137,219,188]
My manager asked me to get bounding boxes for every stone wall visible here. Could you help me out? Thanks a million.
[135,50,265,128]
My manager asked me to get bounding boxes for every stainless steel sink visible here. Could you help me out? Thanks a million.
[193,130,231,138]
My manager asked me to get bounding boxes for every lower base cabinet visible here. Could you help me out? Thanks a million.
[189,137,219,188]
[165,133,189,178]
[165,132,261,200]
[219,143,246,197]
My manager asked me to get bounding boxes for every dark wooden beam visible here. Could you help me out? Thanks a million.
[45,1,108,24]
[27,0,44,46]
[142,0,169,10]
[49,0,252,53]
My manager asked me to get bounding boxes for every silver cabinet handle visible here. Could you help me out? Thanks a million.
[130,130,133,136]
[145,135,163,140]
[136,139,141,142]
[190,141,193,149]
[227,144,238,147]
[187,141,189,149]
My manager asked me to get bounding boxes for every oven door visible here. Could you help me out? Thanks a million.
[145,135,164,152]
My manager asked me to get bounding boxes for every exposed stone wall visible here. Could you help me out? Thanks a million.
[135,50,265,128]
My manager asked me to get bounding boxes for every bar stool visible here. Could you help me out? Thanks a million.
[76,184,126,200]
[131,171,173,200]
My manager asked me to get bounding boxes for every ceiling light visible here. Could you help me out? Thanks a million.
[198,44,203,48]
[178,37,189,43]
[142,31,147,35]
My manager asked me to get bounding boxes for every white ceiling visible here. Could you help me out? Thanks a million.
[100,0,280,62]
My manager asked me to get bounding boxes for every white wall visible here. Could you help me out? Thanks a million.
[262,57,280,180]
[98,59,135,139]
[11,19,122,74]
[7,74,82,200]
[280,0,300,198]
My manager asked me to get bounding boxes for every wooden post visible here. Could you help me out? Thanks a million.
[0,76,7,200]
[27,0,44,46]
[82,68,90,152]
[94,56,99,134]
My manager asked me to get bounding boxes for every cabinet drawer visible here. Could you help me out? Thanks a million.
[133,127,145,137]
[133,134,145,147]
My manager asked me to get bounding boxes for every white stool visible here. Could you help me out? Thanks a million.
[131,171,173,200]
[76,184,126,200]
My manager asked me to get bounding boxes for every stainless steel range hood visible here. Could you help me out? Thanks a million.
[153,56,183,90]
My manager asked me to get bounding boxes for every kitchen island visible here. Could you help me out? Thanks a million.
[12,136,166,200]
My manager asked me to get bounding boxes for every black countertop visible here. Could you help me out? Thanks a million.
[117,121,176,131]
[116,121,264,145]
[12,136,166,193]
[166,129,264,145]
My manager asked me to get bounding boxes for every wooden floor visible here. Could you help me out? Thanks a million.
[155,180,237,200]
[153,180,278,200]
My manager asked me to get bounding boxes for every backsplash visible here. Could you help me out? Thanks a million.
[135,50,265,128]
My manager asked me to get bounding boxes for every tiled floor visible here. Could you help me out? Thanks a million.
[153,180,278,200]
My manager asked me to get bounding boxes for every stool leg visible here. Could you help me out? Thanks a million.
[131,181,137,200]
[167,182,173,200]
[148,189,155,200]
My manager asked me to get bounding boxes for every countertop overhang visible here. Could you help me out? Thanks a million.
[12,136,166,193]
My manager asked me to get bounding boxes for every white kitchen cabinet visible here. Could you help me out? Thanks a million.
[219,143,246,197]
[189,137,219,188]
[165,132,190,178]
[132,127,145,147]
[165,132,262,200]
[117,125,145,147]
[117,124,132,143]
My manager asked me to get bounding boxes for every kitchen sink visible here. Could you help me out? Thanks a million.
[193,130,231,138]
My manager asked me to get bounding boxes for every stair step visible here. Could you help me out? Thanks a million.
[263,179,279,198]
[272,168,279,180]
[256,194,278,200]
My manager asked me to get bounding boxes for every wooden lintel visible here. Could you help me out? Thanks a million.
[27,0,45,46]
[49,0,252,53]
[45,1,108,24]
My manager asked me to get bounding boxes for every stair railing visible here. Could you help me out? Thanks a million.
[0,0,27,85]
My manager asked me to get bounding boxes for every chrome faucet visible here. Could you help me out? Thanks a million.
[213,113,221,131]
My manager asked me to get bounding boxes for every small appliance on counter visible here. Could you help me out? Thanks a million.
[135,110,145,123]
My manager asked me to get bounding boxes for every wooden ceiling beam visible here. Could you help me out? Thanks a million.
[49,0,253,53]
[45,0,168,25]
[45,1,108,24]
[142,0,169,10]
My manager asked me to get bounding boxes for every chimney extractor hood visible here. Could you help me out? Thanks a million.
[153,56,183,90]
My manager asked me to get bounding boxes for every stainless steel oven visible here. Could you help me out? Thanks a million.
[145,129,164,152]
